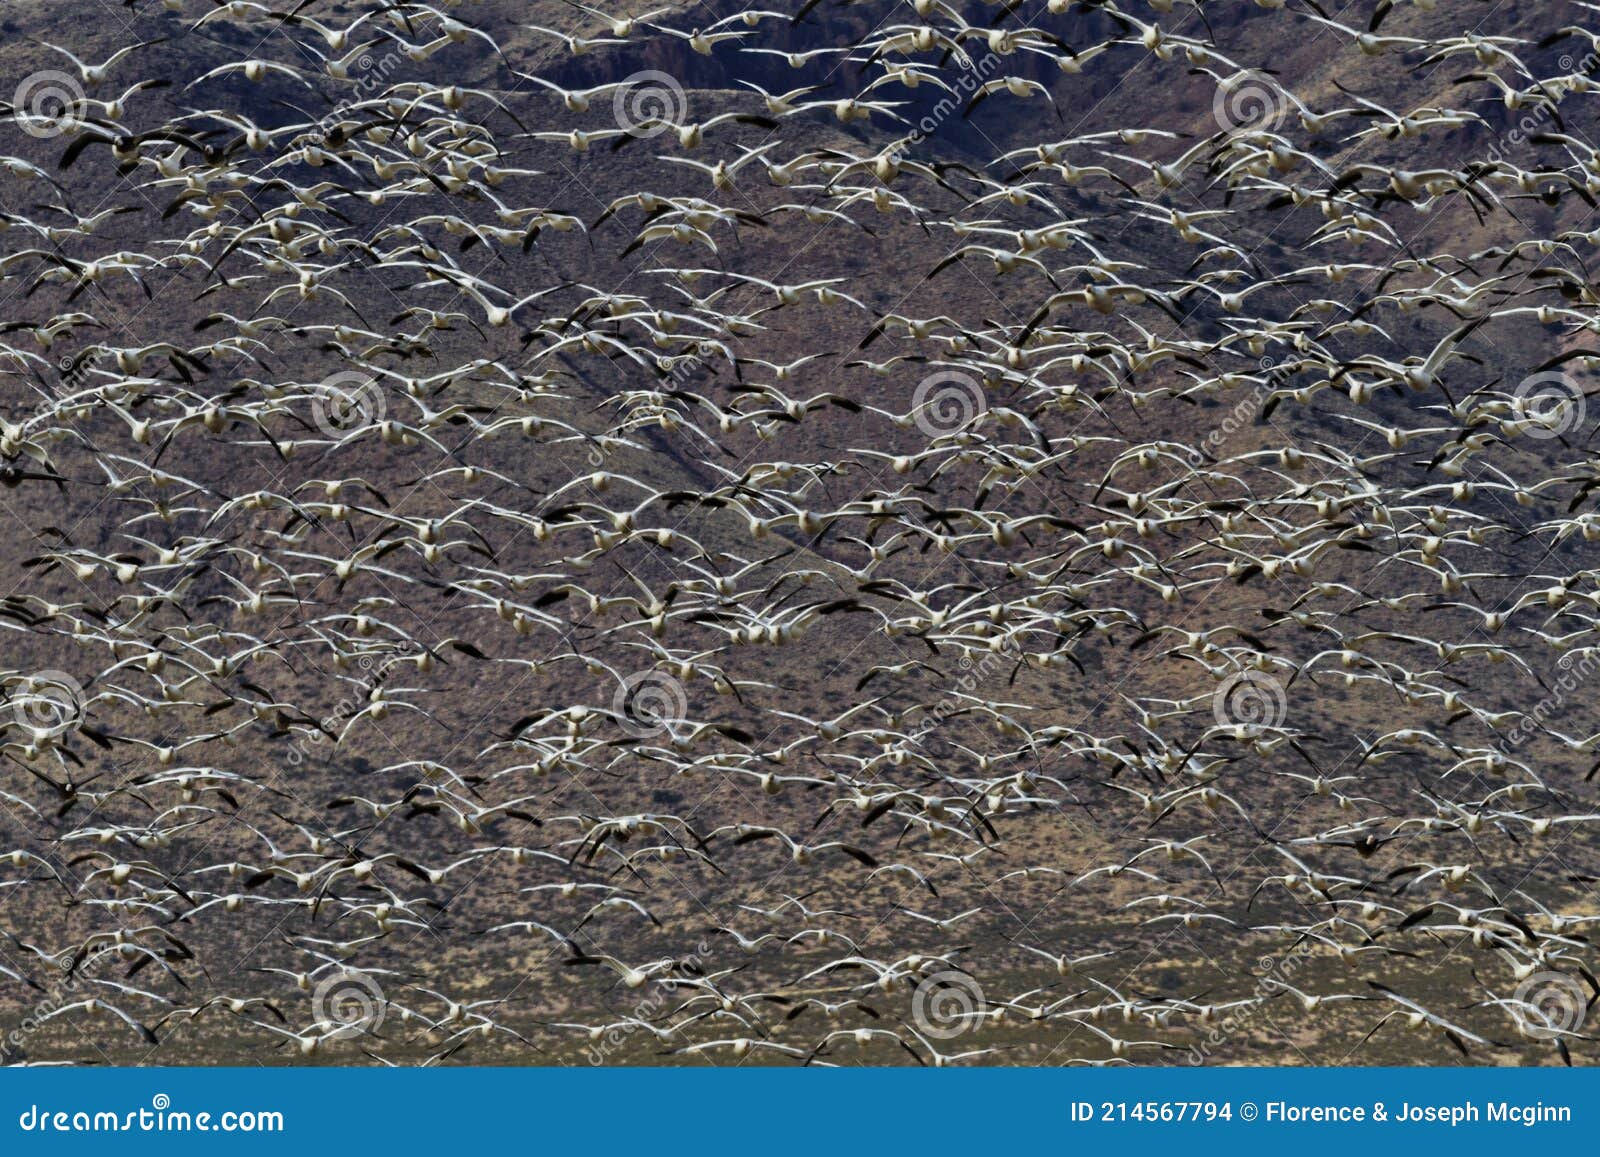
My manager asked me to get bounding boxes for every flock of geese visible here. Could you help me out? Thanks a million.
[4,0,1600,1066]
